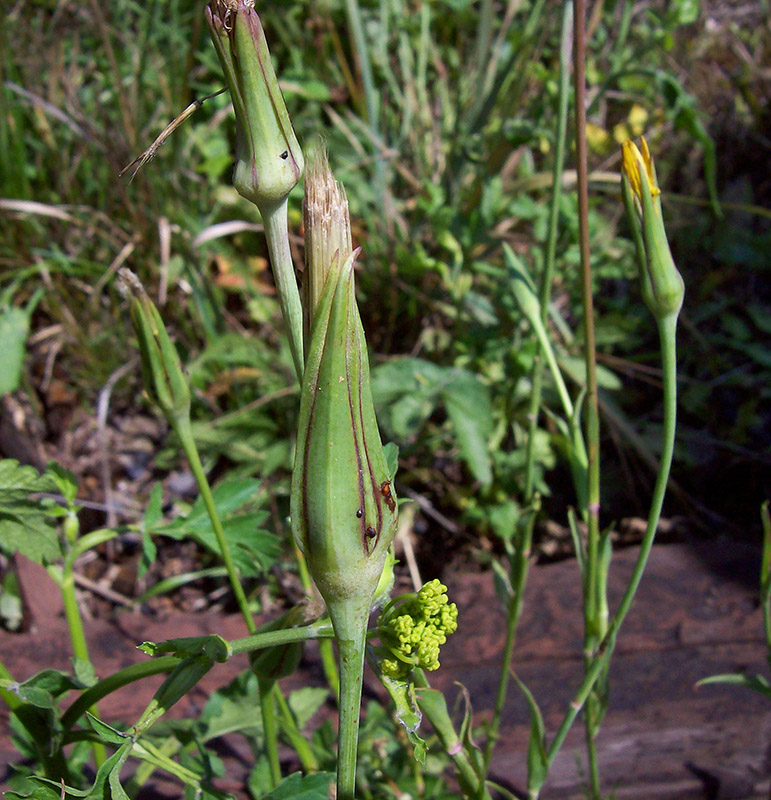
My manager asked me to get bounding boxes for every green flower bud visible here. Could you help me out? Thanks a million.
[121,269,190,424]
[206,0,303,212]
[290,154,398,638]
[621,137,685,322]
[374,579,458,678]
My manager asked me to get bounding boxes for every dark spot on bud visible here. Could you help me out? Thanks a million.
[380,480,396,513]
[280,151,289,160]
[366,526,377,539]
[356,508,363,519]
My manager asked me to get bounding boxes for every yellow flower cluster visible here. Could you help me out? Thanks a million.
[378,579,458,679]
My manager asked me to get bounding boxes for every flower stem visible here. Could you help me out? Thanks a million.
[259,680,281,788]
[543,312,679,782]
[261,199,304,382]
[48,558,106,769]
[173,415,257,636]
[336,631,366,800]
[483,4,573,775]
[328,600,370,800]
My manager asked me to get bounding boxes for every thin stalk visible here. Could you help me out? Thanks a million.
[573,1,604,794]
[273,684,320,770]
[761,501,771,655]
[173,415,257,636]
[262,199,305,382]
[172,414,289,785]
[523,0,573,502]
[543,312,679,780]
[259,681,281,788]
[49,561,106,768]
[336,625,367,800]
[506,18,574,765]
[62,624,334,733]
[229,622,335,655]
[62,656,181,731]
[413,671,493,800]
[481,507,538,772]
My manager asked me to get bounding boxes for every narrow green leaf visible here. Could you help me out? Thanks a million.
[0,306,30,395]
[515,677,548,795]
[86,713,131,745]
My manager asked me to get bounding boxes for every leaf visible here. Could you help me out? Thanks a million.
[3,782,63,800]
[491,558,514,607]
[0,668,87,708]
[139,483,162,578]
[1,567,24,630]
[138,634,231,663]
[697,673,771,699]
[0,459,61,563]
[86,713,132,745]
[379,674,426,763]
[515,677,548,795]
[373,358,494,485]
[152,477,280,577]
[47,463,78,507]
[441,371,493,486]
[71,658,98,688]
[383,441,399,480]
[262,772,335,800]
[0,306,30,395]
[287,687,328,730]
[199,670,263,742]
[32,740,132,798]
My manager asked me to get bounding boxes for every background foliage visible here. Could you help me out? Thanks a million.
[1,0,769,569]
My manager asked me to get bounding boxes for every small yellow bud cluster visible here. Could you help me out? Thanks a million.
[377,579,458,679]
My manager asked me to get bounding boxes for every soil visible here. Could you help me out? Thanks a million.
[2,537,769,800]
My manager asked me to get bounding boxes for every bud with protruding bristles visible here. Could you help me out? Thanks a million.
[302,147,352,352]
[290,152,398,640]
[621,137,685,322]
[120,269,190,424]
[206,0,304,212]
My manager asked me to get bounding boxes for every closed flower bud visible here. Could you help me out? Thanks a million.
[120,269,190,423]
[290,154,398,638]
[206,0,303,212]
[621,137,685,322]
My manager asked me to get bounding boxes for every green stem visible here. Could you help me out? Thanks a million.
[173,415,257,636]
[62,623,334,733]
[49,561,106,768]
[273,684,320,771]
[329,600,370,800]
[259,680,281,788]
[62,656,181,732]
[336,632,366,800]
[572,2,604,793]
[484,9,573,773]
[261,198,305,382]
[523,0,573,502]
[482,508,538,772]
[760,501,771,658]
[413,672,492,800]
[543,312,679,777]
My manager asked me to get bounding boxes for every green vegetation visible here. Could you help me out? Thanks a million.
[1,0,769,798]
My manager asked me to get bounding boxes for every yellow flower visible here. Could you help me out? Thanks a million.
[620,138,684,322]
[621,137,661,208]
